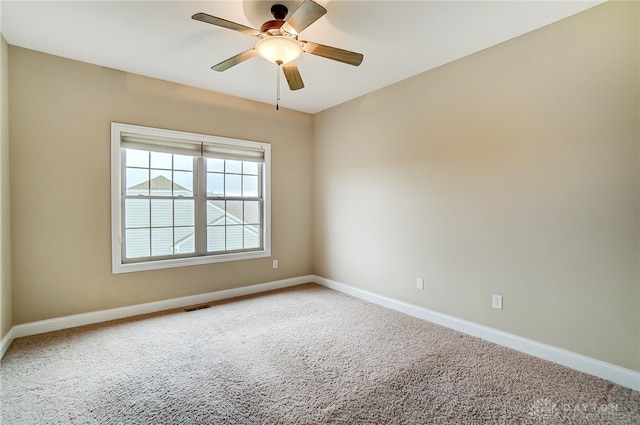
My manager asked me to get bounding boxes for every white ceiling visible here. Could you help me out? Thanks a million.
[1,0,603,114]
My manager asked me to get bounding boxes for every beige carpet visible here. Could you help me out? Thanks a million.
[1,283,638,424]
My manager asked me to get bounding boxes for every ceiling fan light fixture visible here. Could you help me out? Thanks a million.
[255,36,303,65]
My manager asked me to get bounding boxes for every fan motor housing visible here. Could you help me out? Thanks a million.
[260,20,286,34]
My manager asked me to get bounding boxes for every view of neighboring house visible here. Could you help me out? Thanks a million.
[124,173,260,260]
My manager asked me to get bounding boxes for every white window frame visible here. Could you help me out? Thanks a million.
[111,122,271,274]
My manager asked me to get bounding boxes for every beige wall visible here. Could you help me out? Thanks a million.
[9,47,313,324]
[1,34,12,339]
[313,2,639,371]
[5,1,639,373]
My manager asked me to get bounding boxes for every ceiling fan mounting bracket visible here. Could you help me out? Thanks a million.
[270,4,289,20]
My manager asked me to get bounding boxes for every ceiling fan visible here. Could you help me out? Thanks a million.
[192,0,364,91]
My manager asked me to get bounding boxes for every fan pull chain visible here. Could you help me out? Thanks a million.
[275,60,283,111]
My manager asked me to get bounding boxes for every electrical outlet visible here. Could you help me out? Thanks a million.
[416,278,424,290]
[273,259,278,269]
[492,294,503,310]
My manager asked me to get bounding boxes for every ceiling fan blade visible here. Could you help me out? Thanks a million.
[212,49,257,72]
[282,62,305,90]
[192,12,261,36]
[281,0,327,36]
[302,41,364,66]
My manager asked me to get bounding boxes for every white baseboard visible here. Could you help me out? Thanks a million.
[1,275,313,357]
[313,275,640,392]
[0,326,15,359]
[2,274,638,392]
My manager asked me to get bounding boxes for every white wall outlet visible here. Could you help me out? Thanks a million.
[272,259,278,269]
[492,294,503,310]
[416,278,424,290]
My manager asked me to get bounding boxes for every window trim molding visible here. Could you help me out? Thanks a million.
[111,122,271,274]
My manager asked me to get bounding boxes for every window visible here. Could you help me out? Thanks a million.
[111,123,270,273]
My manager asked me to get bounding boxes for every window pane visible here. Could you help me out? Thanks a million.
[174,227,195,254]
[207,200,225,225]
[151,228,173,256]
[174,200,194,226]
[125,168,149,196]
[207,173,224,196]
[151,152,172,169]
[207,158,224,173]
[244,201,260,224]
[227,226,243,250]
[243,161,258,175]
[174,155,193,171]
[151,199,172,227]
[207,226,225,252]
[244,225,260,249]
[242,175,258,197]
[150,170,173,195]
[226,160,242,174]
[225,174,242,197]
[125,199,149,228]
[226,201,243,224]
[173,171,193,196]
[125,149,148,168]
[125,228,150,258]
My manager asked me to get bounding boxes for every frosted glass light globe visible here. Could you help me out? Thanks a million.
[255,36,303,65]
